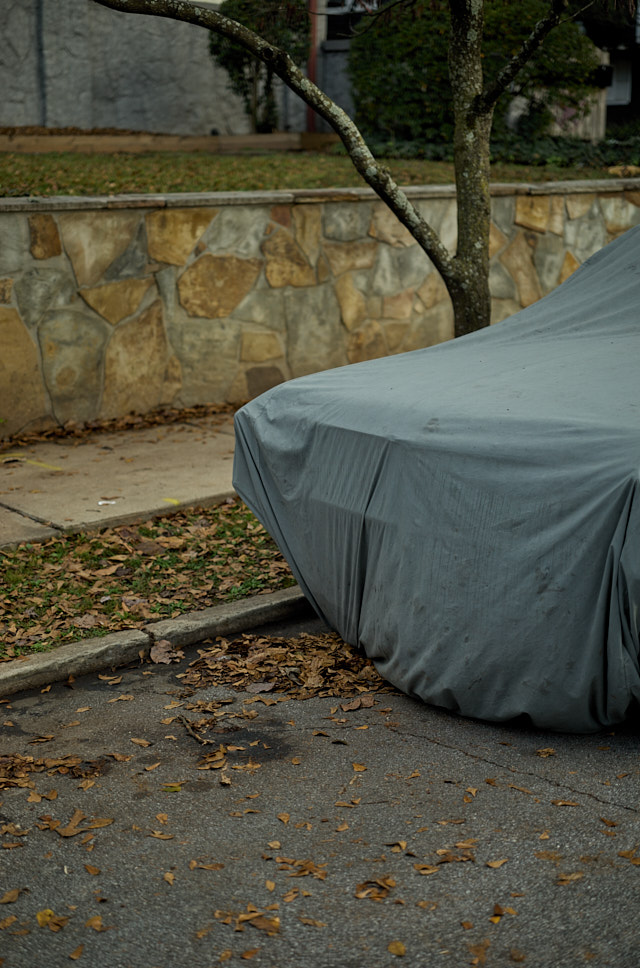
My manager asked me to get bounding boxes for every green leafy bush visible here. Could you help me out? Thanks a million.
[348,0,600,145]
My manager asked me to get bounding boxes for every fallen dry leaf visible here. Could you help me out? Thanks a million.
[85,915,110,932]
[298,916,327,927]
[388,940,406,956]
[150,640,185,664]
[241,950,260,960]
[556,872,584,886]
[69,944,84,960]
[352,763,367,772]
[413,864,440,876]
[0,915,18,930]
[182,631,396,701]
[84,865,100,876]
[0,889,23,904]
[277,813,290,824]
[468,938,491,966]
[130,737,151,748]
[551,800,579,807]
[163,872,175,886]
[536,747,556,757]
[486,859,508,869]
[355,876,396,900]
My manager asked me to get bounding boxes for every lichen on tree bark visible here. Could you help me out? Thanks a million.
[90,0,593,339]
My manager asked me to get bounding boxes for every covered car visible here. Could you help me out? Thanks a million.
[233,226,640,732]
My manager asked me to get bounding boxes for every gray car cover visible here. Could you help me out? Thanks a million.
[233,226,640,732]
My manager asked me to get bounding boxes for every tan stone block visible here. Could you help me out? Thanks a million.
[499,232,542,308]
[347,320,387,364]
[335,273,367,331]
[146,208,218,266]
[270,205,291,229]
[383,320,409,353]
[0,307,48,435]
[515,195,549,233]
[292,204,322,265]
[323,241,377,276]
[489,222,508,257]
[39,309,109,424]
[225,368,250,406]
[367,295,382,317]
[0,279,12,304]
[565,194,596,220]
[100,301,178,418]
[382,288,414,319]
[240,330,282,363]
[549,195,565,235]
[29,214,62,260]
[558,250,580,284]
[600,195,639,236]
[369,204,414,247]
[404,301,454,350]
[245,365,286,400]
[58,211,140,287]
[178,254,262,318]
[164,354,183,399]
[80,278,153,325]
[491,298,521,325]
[262,230,315,288]
[317,254,330,283]
[626,191,640,207]
[416,272,447,310]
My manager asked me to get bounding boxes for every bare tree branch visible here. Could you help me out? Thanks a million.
[90,0,455,284]
[477,0,569,113]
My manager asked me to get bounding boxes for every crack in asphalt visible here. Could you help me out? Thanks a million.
[385,727,640,814]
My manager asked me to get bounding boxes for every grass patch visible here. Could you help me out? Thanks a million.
[0,499,294,660]
[0,150,623,198]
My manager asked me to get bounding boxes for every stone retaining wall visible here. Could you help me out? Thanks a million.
[2,180,640,438]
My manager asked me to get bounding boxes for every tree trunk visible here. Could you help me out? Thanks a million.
[448,0,494,338]
[90,0,579,341]
[449,108,493,337]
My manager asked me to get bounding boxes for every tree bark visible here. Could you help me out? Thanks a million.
[89,0,586,341]
[447,0,493,336]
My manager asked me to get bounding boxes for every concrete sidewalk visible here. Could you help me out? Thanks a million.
[0,412,236,548]
[0,412,312,698]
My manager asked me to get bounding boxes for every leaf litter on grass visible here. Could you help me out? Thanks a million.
[0,499,294,659]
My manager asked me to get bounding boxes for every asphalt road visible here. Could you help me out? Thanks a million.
[1,616,639,968]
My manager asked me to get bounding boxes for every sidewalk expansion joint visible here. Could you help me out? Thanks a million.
[0,500,64,532]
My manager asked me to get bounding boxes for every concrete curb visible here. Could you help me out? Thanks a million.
[0,586,309,698]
